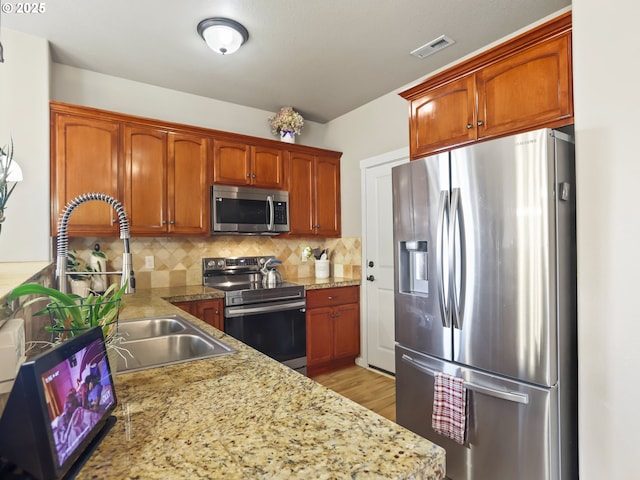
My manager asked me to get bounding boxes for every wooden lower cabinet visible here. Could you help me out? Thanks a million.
[306,286,360,377]
[172,298,224,331]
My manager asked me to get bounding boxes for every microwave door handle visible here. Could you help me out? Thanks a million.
[266,195,274,231]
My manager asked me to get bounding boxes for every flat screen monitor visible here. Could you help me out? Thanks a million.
[0,327,117,480]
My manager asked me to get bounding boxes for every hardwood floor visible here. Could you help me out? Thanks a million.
[312,365,396,422]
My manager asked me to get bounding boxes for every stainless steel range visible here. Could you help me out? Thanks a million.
[202,256,307,375]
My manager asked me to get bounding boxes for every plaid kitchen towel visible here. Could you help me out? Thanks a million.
[431,371,467,444]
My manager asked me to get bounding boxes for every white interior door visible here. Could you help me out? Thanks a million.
[361,149,409,373]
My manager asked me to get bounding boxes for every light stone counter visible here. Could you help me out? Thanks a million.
[144,277,361,304]
[0,262,51,298]
[75,289,445,479]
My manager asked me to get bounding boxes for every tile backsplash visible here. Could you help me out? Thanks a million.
[66,236,361,289]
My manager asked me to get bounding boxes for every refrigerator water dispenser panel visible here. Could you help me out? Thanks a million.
[399,241,429,295]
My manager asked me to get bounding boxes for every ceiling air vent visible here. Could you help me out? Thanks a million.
[410,35,455,59]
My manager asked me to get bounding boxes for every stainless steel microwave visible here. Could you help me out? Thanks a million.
[211,185,290,235]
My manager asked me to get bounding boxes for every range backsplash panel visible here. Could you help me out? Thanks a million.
[64,237,362,289]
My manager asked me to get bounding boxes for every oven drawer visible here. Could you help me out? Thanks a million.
[306,286,359,309]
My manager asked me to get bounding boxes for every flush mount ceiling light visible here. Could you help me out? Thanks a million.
[197,17,249,55]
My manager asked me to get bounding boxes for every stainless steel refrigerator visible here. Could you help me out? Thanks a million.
[393,128,578,480]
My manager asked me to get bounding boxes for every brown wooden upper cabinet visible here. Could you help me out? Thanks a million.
[51,111,121,237]
[213,139,285,189]
[123,125,209,235]
[401,12,573,159]
[51,102,342,238]
[288,152,341,237]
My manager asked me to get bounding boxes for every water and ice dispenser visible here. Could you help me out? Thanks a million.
[398,240,429,295]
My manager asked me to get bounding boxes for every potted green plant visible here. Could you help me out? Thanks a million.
[67,249,95,296]
[7,281,126,342]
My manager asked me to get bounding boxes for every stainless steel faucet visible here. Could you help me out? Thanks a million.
[56,192,136,294]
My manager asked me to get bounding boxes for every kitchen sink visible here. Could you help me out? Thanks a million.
[115,315,235,373]
[117,317,187,341]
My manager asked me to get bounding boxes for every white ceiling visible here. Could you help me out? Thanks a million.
[2,0,571,123]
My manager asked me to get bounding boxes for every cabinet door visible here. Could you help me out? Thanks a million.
[213,140,250,185]
[123,125,168,235]
[173,301,198,316]
[314,156,341,237]
[51,114,121,236]
[333,303,360,359]
[409,75,477,158]
[195,299,224,331]
[169,133,209,234]
[476,34,573,139]
[306,307,334,366]
[288,152,316,235]
[306,286,359,309]
[251,145,285,189]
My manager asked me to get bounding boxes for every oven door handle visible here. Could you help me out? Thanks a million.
[225,299,306,317]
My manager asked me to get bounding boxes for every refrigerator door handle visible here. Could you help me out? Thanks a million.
[401,354,529,405]
[436,190,450,327]
[449,187,462,329]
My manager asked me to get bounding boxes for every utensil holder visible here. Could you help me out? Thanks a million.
[315,259,330,279]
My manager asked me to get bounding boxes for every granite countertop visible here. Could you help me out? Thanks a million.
[151,276,362,303]
[0,262,51,298]
[74,288,445,479]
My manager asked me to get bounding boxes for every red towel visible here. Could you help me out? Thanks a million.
[431,371,467,444]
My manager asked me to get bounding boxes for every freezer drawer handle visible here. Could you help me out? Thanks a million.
[401,354,529,405]
[464,381,529,405]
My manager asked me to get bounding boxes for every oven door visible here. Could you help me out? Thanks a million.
[225,299,306,374]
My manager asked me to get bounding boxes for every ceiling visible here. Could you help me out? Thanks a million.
[2,0,571,124]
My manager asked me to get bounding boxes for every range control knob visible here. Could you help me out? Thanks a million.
[217,259,225,268]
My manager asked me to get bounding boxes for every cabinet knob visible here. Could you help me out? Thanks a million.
[170,220,175,225]
[477,120,484,126]
[162,220,167,225]
[246,173,251,178]
[367,275,375,282]
[466,123,473,129]
[252,174,256,178]
[368,261,374,267]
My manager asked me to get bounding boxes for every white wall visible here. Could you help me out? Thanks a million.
[52,64,328,148]
[573,1,640,477]
[323,92,409,238]
[0,29,50,262]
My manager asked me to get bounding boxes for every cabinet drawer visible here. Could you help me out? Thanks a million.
[306,286,359,308]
